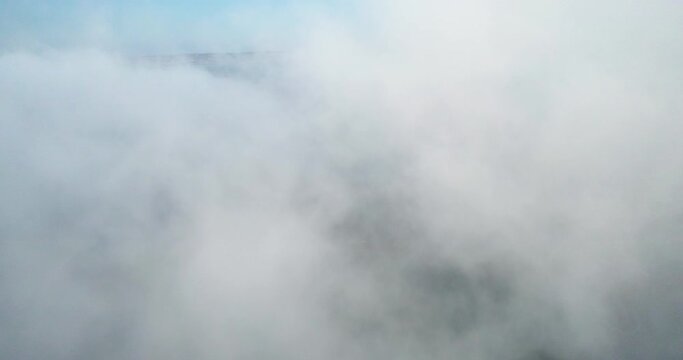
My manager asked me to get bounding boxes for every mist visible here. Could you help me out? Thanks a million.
[1,1,683,359]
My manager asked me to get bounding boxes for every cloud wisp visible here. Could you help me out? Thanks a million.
[1,1,682,359]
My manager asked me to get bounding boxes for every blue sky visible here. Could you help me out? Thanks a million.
[0,0,354,53]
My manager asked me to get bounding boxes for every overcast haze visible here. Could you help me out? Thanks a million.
[1,1,683,359]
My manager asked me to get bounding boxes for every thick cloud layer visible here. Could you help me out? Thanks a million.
[1,1,682,359]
